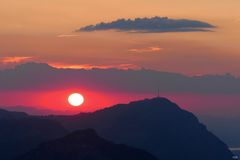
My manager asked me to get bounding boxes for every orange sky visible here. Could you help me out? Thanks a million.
[1,0,239,33]
[0,0,240,75]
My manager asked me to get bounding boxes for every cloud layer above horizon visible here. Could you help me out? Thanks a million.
[79,17,215,33]
[1,62,240,94]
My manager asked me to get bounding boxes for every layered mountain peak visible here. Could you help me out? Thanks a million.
[17,129,157,160]
[60,129,107,146]
[96,97,182,116]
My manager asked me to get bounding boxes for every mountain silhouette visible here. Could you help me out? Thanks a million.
[52,97,234,160]
[0,106,71,115]
[0,108,28,119]
[17,129,157,160]
[0,113,68,160]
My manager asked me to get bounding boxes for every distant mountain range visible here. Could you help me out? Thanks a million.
[0,106,73,115]
[17,129,157,160]
[0,98,235,160]
[0,109,28,119]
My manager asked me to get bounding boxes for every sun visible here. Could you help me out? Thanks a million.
[68,93,84,107]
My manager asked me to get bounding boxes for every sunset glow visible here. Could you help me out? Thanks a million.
[0,1,239,159]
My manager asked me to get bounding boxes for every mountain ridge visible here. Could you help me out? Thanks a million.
[50,97,234,160]
[0,108,28,119]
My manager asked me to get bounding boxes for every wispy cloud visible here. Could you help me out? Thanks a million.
[57,34,80,38]
[50,63,140,70]
[128,46,162,53]
[1,56,32,64]
[78,16,215,33]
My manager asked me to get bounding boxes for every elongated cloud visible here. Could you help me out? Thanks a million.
[128,46,162,53]
[51,63,140,70]
[1,56,32,64]
[78,17,215,33]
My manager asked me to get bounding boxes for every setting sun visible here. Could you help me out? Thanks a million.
[68,93,84,107]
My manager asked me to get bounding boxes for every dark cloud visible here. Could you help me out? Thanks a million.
[78,17,215,33]
[0,62,239,94]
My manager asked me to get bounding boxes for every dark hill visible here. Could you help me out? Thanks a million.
[0,117,68,160]
[17,129,157,160]
[0,108,28,119]
[52,97,234,160]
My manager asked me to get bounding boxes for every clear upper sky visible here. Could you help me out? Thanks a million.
[0,0,240,75]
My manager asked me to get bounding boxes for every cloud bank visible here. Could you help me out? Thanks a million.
[78,17,215,33]
[0,62,239,94]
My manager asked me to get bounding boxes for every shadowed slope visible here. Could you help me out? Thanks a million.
[17,129,157,160]
[0,115,68,160]
[0,108,28,119]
